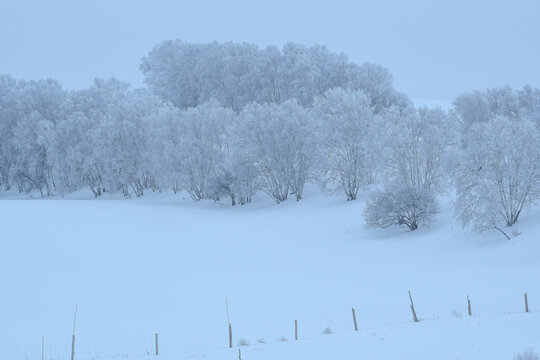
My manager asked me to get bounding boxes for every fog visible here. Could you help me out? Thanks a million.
[1,0,539,101]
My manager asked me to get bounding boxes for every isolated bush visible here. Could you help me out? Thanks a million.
[322,327,332,334]
[514,349,539,360]
[364,185,439,231]
[238,338,249,346]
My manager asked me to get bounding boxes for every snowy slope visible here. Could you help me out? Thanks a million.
[1,186,539,360]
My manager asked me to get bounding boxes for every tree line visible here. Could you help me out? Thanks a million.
[1,41,539,237]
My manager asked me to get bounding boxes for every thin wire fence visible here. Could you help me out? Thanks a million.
[4,291,536,360]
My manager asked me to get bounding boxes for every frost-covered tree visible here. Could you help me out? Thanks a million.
[347,62,412,113]
[111,89,164,197]
[452,85,540,132]
[364,185,440,231]
[380,106,459,194]
[455,116,540,238]
[0,75,19,191]
[517,85,540,126]
[148,105,183,194]
[452,91,491,133]
[59,78,131,196]
[141,40,409,112]
[227,154,258,205]
[155,99,234,201]
[312,88,375,201]
[43,111,88,195]
[13,111,54,196]
[236,100,314,203]
[8,79,67,196]
[204,150,259,206]
[49,79,167,198]
[180,100,234,201]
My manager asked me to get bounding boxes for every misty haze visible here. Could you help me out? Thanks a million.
[1,1,540,360]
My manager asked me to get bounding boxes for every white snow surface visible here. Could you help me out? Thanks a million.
[1,186,539,360]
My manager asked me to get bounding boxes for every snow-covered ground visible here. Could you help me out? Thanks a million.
[1,186,539,360]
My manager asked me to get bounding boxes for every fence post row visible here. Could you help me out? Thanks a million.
[37,290,535,357]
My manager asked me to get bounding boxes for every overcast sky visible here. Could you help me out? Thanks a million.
[1,0,539,101]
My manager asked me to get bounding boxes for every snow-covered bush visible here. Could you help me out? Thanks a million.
[364,185,440,231]
[455,116,540,239]
[237,338,249,346]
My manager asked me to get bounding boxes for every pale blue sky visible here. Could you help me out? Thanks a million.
[1,0,539,100]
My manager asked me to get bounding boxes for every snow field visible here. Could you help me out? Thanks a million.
[1,187,539,359]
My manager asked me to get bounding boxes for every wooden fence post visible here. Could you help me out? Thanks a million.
[155,333,159,355]
[467,295,472,316]
[409,290,418,323]
[238,348,242,360]
[41,335,44,360]
[71,334,75,360]
[228,323,233,348]
[295,320,298,341]
[71,303,78,360]
[352,307,358,331]
[524,293,529,313]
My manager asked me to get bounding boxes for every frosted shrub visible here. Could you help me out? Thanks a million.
[238,338,249,346]
[364,185,439,231]
[322,327,332,334]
